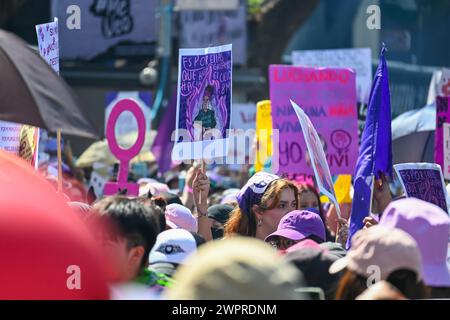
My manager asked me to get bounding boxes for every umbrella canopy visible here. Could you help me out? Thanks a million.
[392,102,435,163]
[0,150,109,299]
[76,130,156,168]
[0,29,98,138]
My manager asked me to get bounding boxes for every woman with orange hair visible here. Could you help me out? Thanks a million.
[224,172,299,240]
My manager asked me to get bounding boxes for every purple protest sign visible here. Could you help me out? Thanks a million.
[173,44,232,161]
[35,18,59,74]
[435,96,450,172]
[103,99,146,196]
[394,163,449,213]
[269,65,358,175]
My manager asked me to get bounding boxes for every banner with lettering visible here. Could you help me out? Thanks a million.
[179,0,246,65]
[0,121,22,155]
[269,65,358,175]
[35,18,59,73]
[435,96,450,175]
[52,0,157,60]
[394,163,449,213]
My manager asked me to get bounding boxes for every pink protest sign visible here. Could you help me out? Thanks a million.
[269,65,358,175]
[435,96,450,174]
[103,98,146,196]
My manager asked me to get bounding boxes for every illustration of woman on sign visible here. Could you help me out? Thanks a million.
[194,85,218,140]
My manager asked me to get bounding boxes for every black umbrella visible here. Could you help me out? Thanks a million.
[0,29,98,138]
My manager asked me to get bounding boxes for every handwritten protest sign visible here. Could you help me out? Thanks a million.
[436,96,450,174]
[35,18,59,74]
[0,121,22,155]
[104,99,146,196]
[269,65,358,175]
[394,163,449,213]
[179,1,246,65]
[291,100,341,218]
[19,125,40,170]
[173,44,232,161]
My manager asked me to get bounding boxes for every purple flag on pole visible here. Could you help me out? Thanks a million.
[346,45,392,249]
[151,89,177,174]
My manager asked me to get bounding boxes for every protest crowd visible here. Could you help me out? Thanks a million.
[0,0,450,302]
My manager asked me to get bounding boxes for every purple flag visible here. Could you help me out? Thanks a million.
[151,89,177,174]
[347,45,392,249]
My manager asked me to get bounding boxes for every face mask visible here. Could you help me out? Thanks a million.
[211,228,224,239]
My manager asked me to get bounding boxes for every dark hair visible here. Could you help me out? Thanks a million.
[386,269,429,299]
[297,183,334,242]
[138,196,167,232]
[90,196,159,268]
[335,269,429,300]
[284,248,340,300]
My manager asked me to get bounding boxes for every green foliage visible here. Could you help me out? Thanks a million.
[248,0,264,16]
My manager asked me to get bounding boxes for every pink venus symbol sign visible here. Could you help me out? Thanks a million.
[103,98,146,196]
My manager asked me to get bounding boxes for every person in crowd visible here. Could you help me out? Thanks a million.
[224,172,299,240]
[284,245,341,300]
[330,226,428,300]
[138,196,167,234]
[207,204,234,239]
[361,173,393,229]
[192,164,214,241]
[148,229,202,279]
[165,237,307,300]
[160,192,183,206]
[265,210,327,250]
[356,281,407,300]
[379,198,450,298]
[164,203,198,232]
[296,183,350,245]
[88,196,170,291]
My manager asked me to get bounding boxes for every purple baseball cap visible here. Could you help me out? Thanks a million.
[265,210,326,243]
[379,198,450,287]
[236,172,279,216]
